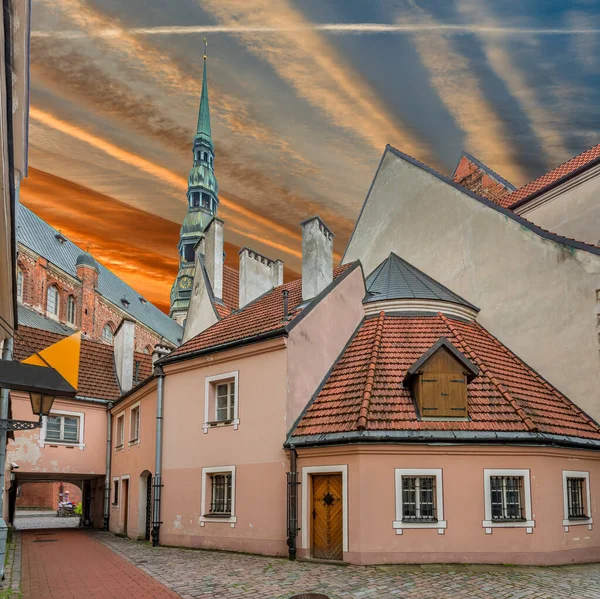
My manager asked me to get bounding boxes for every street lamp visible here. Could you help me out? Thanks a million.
[28,393,56,419]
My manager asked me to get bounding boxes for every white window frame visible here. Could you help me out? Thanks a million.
[38,409,85,450]
[46,284,59,319]
[301,465,348,554]
[115,413,125,450]
[483,469,535,533]
[112,477,120,507]
[102,324,114,345]
[562,470,593,530]
[203,371,239,433]
[393,468,446,534]
[129,402,140,445]
[66,295,76,325]
[16,268,23,302]
[199,466,237,526]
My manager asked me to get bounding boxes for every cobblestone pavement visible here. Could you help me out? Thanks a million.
[14,512,80,530]
[98,532,600,599]
[21,529,179,599]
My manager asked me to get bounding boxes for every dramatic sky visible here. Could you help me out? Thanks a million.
[22,0,600,312]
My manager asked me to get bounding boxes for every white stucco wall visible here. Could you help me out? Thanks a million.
[182,259,218,343]
[516,165,600,247]
[344,148,600,420]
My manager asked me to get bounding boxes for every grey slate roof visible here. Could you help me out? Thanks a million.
[18,304,76,335]
[364,252,479,311]
[17,205,183,344]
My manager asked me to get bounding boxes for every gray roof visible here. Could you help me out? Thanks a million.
[18,304,76,335]
[364,252,479,311]
[17,205,183,344]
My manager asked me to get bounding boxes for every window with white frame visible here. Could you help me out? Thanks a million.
[130,405,140,443]
[46,413,79,443]
[102,324,114,345]
[17,268,23,302]
[203,372,239,433]
[46,284,59,316]
[483,469,534,532]
[112,479,119,506]
[562,470,592,528]
[115,414,124,449]
[393,469,446,533]
[67,295,76,324]
[200,466,237,525]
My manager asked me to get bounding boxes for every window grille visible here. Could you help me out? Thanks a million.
[490,476,525,521]
[46,415,79,443]
[210,474,232,515]
[67,295,76,324]
[215,381,235,422]
[401,476,437,522]
[567,477,587,519]
[46,285,59,316]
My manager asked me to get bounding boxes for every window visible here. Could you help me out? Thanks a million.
[192,193,200,208]
[402,476,436,522]
[143,346,151,355]
[46,414,79,443]
[115,414,124,449]
[490,476,524,521]
[209,473,232,515]
[17,268,23,302]
[203,372,239,433]
[102,324,114,345]
[67,295,76,324]
[130,405,140,443]
[393,469,446,533]
[562,470,592,528]
[200,466,237,525]
[46,284,59,316]
[203,151,208,161]
[113,479,119,506]
[183,245,195,263]
[483,469,534,532]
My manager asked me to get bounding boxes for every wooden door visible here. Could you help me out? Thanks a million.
[312,474,343,560]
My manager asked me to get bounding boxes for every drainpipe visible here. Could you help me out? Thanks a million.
[0,338,13,578]
[286,444,298,560]
[103,403,113,531]
[151,365,165,547]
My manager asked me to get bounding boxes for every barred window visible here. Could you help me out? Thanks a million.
[567,477,587,519]
[215,381,235,422]
[490,476,525,521]
[46,414,79,443]
[210,474,232,515]
[402,476,437,522]
[113,480,119,505]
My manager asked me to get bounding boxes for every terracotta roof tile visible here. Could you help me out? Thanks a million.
[14,326,121,401]
[222,265,239,310]
[452,153,515,204]
[501,143,600,208]
[293,313,600,441]
[169,264,354,360]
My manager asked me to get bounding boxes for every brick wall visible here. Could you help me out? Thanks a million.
[17,482,82,510]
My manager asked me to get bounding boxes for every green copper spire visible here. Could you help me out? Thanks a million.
[196,39,212,147]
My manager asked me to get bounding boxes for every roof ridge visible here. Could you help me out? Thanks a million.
[438,313,537,432]
[471,320,600,433]
[357,311,385,431]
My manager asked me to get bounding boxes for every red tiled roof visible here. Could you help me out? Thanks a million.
[452,153,514,204]
[169,264,354,360]
[214,303,232,319]
[293,312,600,441]
[134,352,153,384]
[14,326,121,401]
[222,265,239,310]
[501,143,600,208]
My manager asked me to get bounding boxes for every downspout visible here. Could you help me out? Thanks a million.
[103,402,113,531]
[286,444,298,560]
[151,365,165,547]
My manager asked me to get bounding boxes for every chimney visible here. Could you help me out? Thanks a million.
[301,216,333,301]
[114,319,135,392]
[152,344,171,369]
[204,217,224,299]
[239,247,284,307]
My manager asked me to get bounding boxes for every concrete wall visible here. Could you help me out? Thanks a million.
[344,149,600,420]
[297,444,600,565]
[182,258,218,343]
[516,166,600,247]
[287,266,365,431]
[110,381,157,539]
[159,339,289,555]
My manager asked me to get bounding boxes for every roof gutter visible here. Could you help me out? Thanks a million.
[285,430,600,452]
[508,154,600,211]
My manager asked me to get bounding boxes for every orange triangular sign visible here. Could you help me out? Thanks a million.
[22,332,81,390]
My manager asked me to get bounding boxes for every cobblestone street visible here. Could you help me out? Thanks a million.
[15,510,80,530]
[98,532,600,599]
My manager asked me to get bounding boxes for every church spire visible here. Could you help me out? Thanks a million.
[196,38,212,148]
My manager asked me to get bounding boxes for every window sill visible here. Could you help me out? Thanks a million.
[39,439,85,451]
[482,519,535,533]
[202,418,240,433]
[393,520,446,534]
[563,517,593,531]
[115,444,124,452]
[128,439,140,446]
[199,514,237,527]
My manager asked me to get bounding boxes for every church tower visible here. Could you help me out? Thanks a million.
[170,43,219,325]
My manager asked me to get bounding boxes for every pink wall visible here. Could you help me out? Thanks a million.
[297,445,600,565]
[109,381,157,538]
[159,338,289,554]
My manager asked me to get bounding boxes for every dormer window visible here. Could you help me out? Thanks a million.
[120,297,130,308]
[404,337,479,419]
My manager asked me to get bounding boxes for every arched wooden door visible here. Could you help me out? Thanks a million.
[311,474,343,560]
